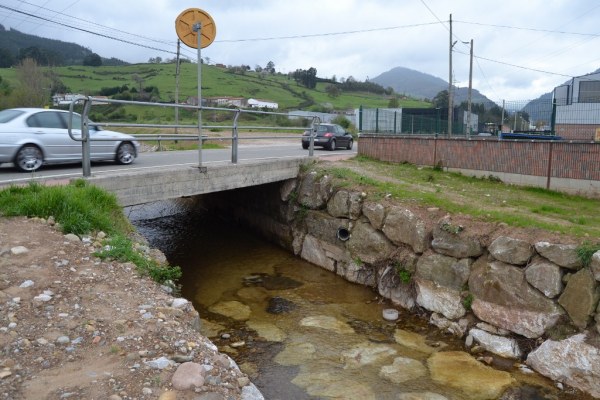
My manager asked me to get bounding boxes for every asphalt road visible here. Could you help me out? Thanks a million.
[0,142,357,185]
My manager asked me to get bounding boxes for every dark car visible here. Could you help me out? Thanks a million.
[302,123,353,151]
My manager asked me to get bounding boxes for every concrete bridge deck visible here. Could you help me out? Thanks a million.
[87,158,308,207]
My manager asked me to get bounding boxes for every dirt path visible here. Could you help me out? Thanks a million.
[0,217,256,400]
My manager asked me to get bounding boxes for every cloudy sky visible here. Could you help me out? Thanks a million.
[1,0,599,101]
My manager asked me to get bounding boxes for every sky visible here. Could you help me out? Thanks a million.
[1,0,600,101]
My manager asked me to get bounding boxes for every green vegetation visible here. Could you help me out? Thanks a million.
[576,241,600,268]
[0,180,181,284]
[94,235,181,283]
[0,63,431,117]
[0,180,128,235]
[316,156,600,238]
[462,293,474,311]
[394,263,412,284]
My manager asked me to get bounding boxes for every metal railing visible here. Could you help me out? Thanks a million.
[68,96,321,177]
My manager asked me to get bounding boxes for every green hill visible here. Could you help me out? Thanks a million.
[0,62,430,113]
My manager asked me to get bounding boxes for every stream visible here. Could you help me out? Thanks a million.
[128,199,589,400]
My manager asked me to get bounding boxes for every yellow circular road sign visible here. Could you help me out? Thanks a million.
[175,8,216,49]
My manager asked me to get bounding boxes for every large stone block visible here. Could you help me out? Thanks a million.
[431,219,483,259]
[300,234,336,272]
[524,257,563,298]
[297,171,333,209]
[558,267,599,330]
[415,253,471,291]
[362,202,386,230]
[347,219,395,265]
[488,236,533,266]
[327,190,363,220]
[527,333,600,398]
[469,259,563,338]
[378,265,416,310]
[468,328,522,359]
[415,278,465,320]
[534,242,582,270]
[304,211,349,245]
[382,206,430,254]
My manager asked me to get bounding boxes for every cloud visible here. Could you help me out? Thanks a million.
[2,0,600,100]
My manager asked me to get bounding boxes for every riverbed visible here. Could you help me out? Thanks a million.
[129,199,589,400]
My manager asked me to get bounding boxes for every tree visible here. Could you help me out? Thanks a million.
[292,67,317,89]
[11,58,49,107]
[325,84,341,98]
[148,56,162,63]
[432,90,449,108]
[18,46,45,65]
[265,61,275,74]
[388,96,400,108]
[83,53,102,67]
[0,48,15,68]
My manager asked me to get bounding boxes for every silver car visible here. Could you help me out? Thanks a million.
[0,108,140,172]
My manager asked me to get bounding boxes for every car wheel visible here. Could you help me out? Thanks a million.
[346,139,353,150]
[116,142,135,165]
[328,139,336,151]
[302,142,309,150]
[15,145,43,172]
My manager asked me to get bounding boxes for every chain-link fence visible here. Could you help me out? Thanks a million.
[358,98,600,141]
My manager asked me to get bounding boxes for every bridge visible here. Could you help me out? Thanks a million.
[0,98,357,203]
[86,157,307,207]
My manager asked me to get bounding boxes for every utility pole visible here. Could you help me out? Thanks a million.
[467,39,473,137]
[448,14,453,137]
[175,39,181,135]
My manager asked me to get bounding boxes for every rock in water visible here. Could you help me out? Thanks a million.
[266,296,296,314]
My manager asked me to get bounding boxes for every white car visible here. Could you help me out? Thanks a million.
[0,108,140,172]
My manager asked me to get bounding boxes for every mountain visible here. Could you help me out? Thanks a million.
[371,66,493,105]
[0,24,126,66]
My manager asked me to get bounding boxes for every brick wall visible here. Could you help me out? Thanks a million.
[555,124,600,141]
[358,135,600,185]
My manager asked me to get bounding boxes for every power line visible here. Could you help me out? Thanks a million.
[11,0,174,46]
[455,20,600,38]
[454,49,573,78]
[214,21,441,43]
[0,4,177,56]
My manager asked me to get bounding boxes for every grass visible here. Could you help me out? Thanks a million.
[0,180,181,284]
[0,63,431,114]
[0,179,128,235]
[315,156,600,238]
[94,235,181,283]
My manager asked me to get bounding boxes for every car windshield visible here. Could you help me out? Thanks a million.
[0,109,25,123]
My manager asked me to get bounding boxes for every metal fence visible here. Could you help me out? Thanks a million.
[358,98,600,141]
[68,96,322,177]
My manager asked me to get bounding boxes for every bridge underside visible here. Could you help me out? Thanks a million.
[86,158,307,207]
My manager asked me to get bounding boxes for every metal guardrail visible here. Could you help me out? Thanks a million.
[68,96,321,177]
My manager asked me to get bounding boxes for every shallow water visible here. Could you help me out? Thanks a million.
[129,199,590,400]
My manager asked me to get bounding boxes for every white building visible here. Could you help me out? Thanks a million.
[553,72,600,141]
[247,98,278,109]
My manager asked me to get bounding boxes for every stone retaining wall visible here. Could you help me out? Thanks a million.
[204,170,600,398]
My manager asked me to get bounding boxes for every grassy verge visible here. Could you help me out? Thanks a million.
[0,180,181,284]
[319,156,600,238]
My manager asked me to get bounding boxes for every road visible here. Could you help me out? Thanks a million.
[0,142,357,185]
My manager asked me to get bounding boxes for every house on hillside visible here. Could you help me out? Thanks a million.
[206,96,246,108]
[52,94,108,106]
[553,72,600,141]
[247,98,278,110]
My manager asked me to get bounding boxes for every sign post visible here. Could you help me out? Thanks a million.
[175,8,216,170]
